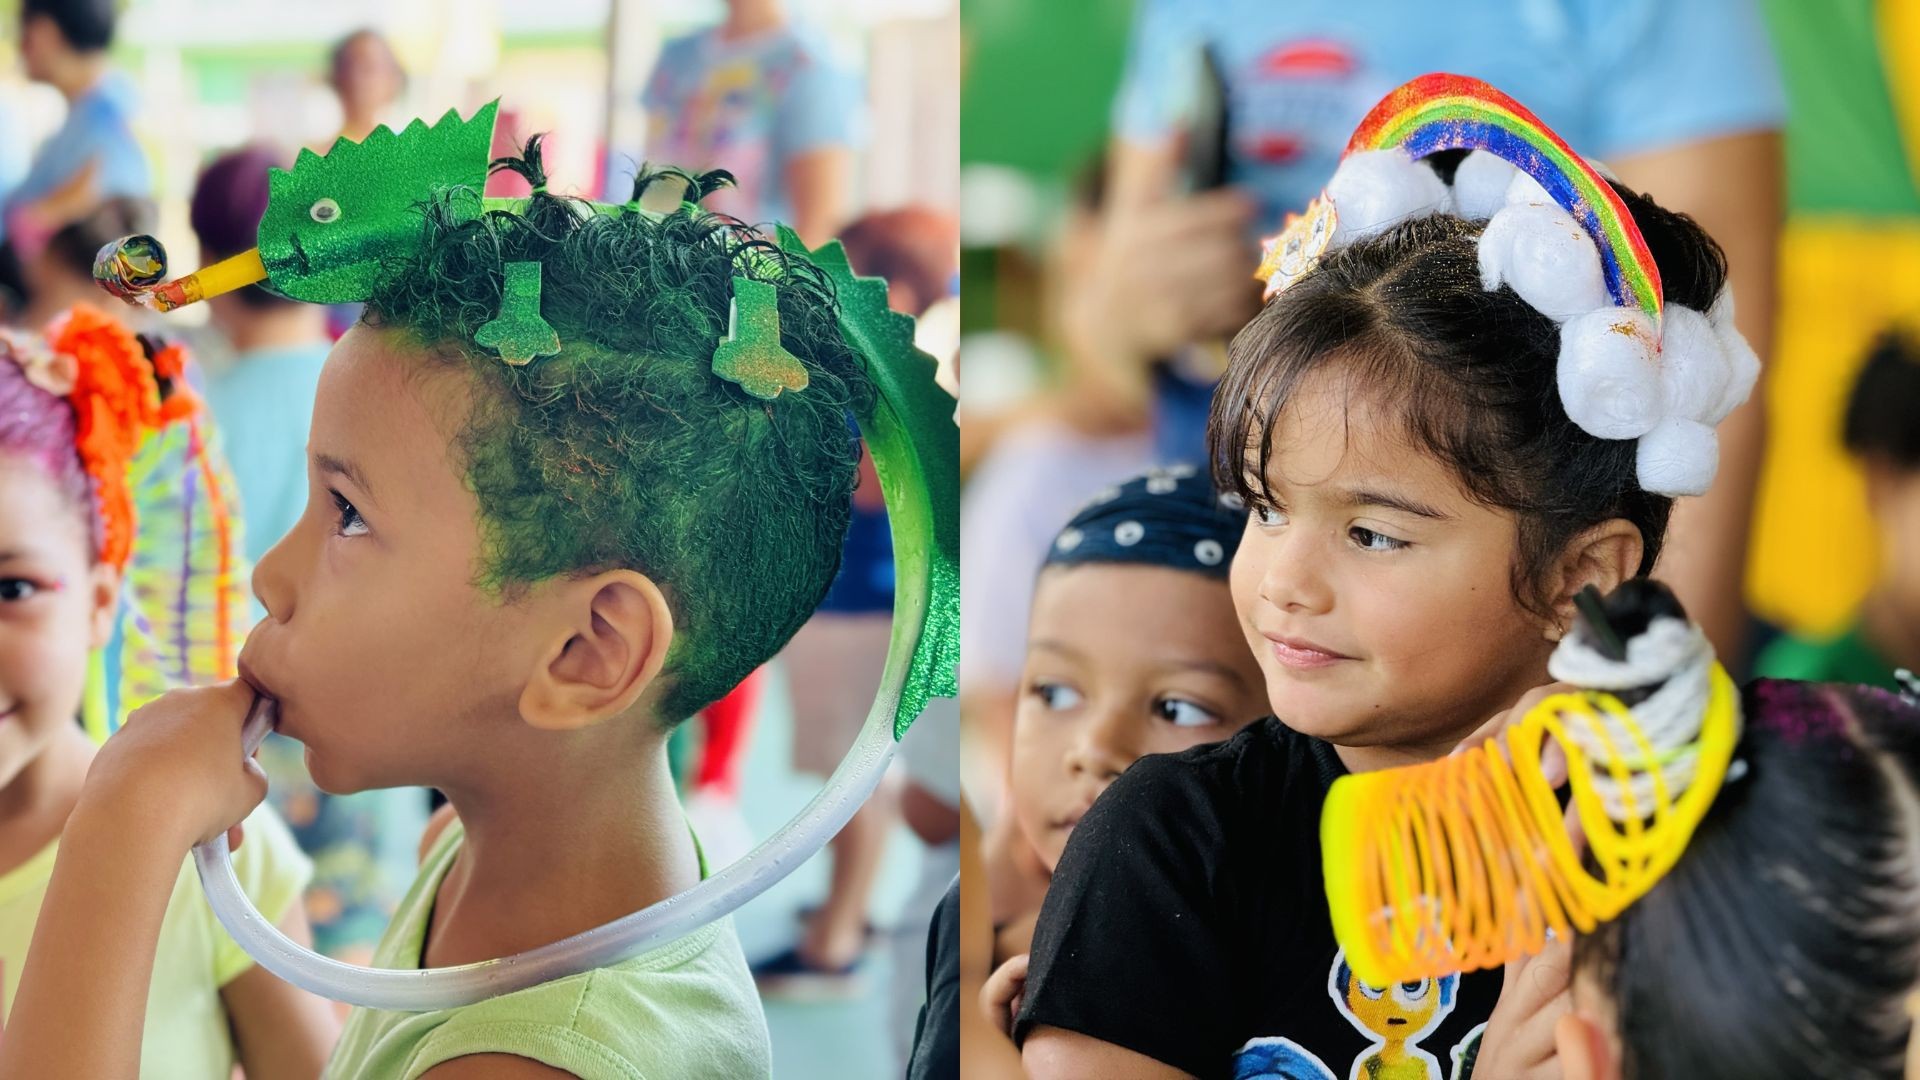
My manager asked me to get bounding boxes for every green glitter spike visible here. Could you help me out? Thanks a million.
[777,226,958,739]
[475,262,561,366]
[711,277,810,400]
[257,101,500,303]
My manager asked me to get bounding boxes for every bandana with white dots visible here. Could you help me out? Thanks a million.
[1045,466,1247,580]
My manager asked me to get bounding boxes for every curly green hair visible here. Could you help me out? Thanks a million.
[365,140,872,724]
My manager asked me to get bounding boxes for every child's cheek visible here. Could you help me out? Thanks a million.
[1006,722,1060,848]
[0,614,88,718]
[1352,556,1495,668]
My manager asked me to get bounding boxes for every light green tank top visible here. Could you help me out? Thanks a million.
[324,820,771,1079]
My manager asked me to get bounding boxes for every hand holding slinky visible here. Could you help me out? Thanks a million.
[1473,936,1572,1080]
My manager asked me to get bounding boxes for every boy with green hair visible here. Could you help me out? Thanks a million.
[0,104,955,1079]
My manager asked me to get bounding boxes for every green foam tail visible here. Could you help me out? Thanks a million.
[778,227,959,740]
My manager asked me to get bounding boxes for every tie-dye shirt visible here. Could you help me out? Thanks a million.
[642,23,863,227]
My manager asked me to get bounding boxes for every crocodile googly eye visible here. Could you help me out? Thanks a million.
[310,198,342,224]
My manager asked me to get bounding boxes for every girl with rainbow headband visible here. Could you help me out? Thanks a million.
[1014,75,1754,1080]
[0,307,334,1075]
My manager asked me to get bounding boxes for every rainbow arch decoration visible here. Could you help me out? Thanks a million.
[1347,72,1663,333]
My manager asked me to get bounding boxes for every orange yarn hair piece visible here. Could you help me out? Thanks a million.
[51,305,165,569]
[150,340,204,424]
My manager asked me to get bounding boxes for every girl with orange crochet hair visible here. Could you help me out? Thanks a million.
[0,306,333,1075]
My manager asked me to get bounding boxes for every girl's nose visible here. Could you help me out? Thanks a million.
[1259,529,1334,615]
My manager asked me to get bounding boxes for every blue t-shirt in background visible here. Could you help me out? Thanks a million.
[203,342,332,564]
[641,23,863,226]
[1,70,149,243]
[1115,0,1786,228]
[1115,0,1787,462]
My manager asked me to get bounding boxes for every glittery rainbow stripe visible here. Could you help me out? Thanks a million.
[1348,73,1662,331]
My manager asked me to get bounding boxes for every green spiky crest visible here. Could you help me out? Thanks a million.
[257,101,500,303]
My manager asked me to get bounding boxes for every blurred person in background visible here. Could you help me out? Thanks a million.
[755,206,958,1001]
[3,0,145,252]
[1742,2,1920,661]
[1756,329,1920,690]
[328,28,406,144]
[191,146,332,565]
[6,195,152,330]
[319,29,407,339]
[0,0,146,312]
[642,0,862,246]
[0,90,28,223]
[959,160,1158,796]
[1081,0,1785,665]
[189,144,431,966]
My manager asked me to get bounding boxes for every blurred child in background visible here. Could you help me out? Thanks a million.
[1756,330,1920,690]
[7,197,154,330]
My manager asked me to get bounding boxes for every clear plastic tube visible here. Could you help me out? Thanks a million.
[195,683,900,1010]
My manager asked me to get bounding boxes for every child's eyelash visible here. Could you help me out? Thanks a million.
[1350,526,1409,552]
[1026,679,1083,711]
[330,490,368,536]
[0,577,54,603]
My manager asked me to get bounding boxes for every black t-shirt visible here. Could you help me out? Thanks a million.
[1015,718,1500,1080]
[907,874,960,1080]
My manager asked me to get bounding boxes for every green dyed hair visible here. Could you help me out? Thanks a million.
[365,139,871,724]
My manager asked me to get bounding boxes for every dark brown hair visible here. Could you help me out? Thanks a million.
[1579,679,1920,1078]
[1845,329,1920,469]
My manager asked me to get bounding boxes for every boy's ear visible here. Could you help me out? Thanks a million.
[1544,519,1643,641]
[1556,1011,1619,1080]
[519,570,674,732]
[86,561,121,651]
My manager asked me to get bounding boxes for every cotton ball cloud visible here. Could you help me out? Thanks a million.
[1654,306,1731,423]
[1479,203,1609,321]
[1506,170,1554,207]
[1450,151,1518,221]
[1707,322,1760,425]
[1325,149,1451,247]
[1702,284,1759,424]
[1637,415,1720,496]
[1558,308,1663,440]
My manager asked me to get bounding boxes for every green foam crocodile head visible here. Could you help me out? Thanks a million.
[256,101,499,303]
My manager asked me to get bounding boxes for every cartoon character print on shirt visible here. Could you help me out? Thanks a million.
[658,58,768,219]
[1329,949,1459,1080]
[1221,37,1391,227]
[1229,951,1464,1080]
[1234,38,1364,166]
